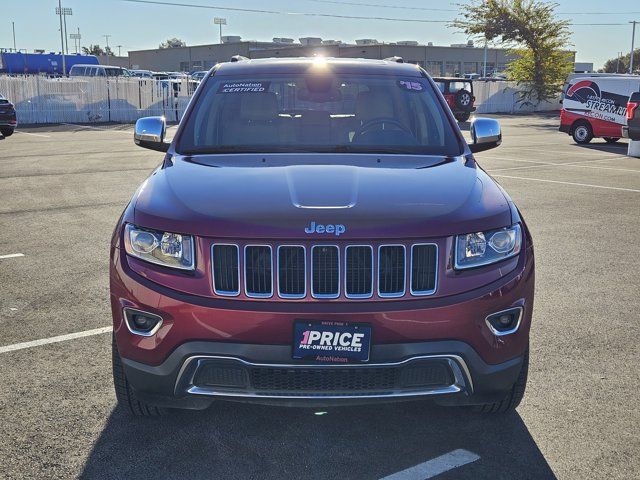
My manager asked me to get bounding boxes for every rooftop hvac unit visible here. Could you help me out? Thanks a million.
[272,37,294,44]
[428,42,433,46]
[397,41,419,46]
[321,40,343,45]
[299,37,323,46]
[221,36,242,44]
[355,39,379,45]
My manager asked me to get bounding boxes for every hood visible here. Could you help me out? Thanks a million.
[133,154,511,239]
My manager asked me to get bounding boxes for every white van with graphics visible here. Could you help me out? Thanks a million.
[559,75,640,144]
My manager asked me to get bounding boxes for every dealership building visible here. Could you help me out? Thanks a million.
[128,37,551,76]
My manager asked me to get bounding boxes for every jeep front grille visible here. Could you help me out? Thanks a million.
[210,242,437,300]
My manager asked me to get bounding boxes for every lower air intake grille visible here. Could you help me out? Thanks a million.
[312,246,339,298]
[411,244,437,294]
[212,244,240,295]
[244,245,272,297]
[378,245,406,297]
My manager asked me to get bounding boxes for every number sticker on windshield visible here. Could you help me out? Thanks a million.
[217,81,270,93]
[397,80,424,92]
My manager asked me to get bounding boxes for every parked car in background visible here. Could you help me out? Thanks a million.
[129,69,154,79]
[560,75,640,144]
[111,57,534,417]
[190,70,209,82]
[432,77,476,122]
[0,94,17,137]
[623,91,640,140]
[69,64,131,78]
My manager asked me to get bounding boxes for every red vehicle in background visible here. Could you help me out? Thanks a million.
[559,75,640,144]
[432,77,476,122]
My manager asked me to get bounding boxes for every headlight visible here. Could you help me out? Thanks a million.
[455,224,522,270]
[124,224,195,270]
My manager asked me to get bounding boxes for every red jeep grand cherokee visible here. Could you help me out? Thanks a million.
[110,57,534,416]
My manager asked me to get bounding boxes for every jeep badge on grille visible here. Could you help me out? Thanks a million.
[304,221,346,236]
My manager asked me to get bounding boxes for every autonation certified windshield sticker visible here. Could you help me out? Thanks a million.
[217,81,270,93]
[398,79,424,92]
[293,321,371,363]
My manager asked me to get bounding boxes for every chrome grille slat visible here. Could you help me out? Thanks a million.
[378,245,406,298]
[311,245,339,298]
[277,246,306,298]
[211,244,240,296]
[211,242,436,299]
[244,245,273,298]
[345,245,373,298]
[410,244,438,295]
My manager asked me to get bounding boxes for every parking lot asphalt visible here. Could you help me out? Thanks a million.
[0,114,638,479]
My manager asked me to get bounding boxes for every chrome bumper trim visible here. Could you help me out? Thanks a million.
[175,354,473,400]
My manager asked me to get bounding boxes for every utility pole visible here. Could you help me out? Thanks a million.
[631,21,638,74]
[483,38,488,77]
[103,34,111,56]
[56,0,66,75]
[616,52,622,73]
[12,22,16,51]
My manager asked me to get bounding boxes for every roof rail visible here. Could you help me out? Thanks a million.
[384,56,404,63]
[230,55,249,63]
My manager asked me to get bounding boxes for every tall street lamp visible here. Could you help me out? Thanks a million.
[214,17,227,44]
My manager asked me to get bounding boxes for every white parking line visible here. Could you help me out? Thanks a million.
[493,174,640,193]
[60,123,132,134]
[0,253,25,259]
[0,327,111,354]
[380,449,480,480]
[14,131,51,138]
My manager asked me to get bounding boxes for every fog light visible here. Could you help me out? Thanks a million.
[485,307,523,336]
[124,308,163,336]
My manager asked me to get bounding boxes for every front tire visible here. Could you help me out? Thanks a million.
[112,335,167,416]
[572,122,593,144]
[0,127,14,137]
[472,347,529,414]
[603,137,619,143]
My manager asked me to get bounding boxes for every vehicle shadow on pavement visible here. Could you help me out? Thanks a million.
[79,401,556,480]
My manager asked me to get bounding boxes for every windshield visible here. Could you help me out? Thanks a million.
[177,73,461,156]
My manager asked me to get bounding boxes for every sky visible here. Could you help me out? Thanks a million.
[2,0,640,69]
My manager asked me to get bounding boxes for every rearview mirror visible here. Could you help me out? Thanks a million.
[134,116,169,152]
[468,117,501,153]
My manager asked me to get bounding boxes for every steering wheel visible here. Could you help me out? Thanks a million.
[352,117,412,143]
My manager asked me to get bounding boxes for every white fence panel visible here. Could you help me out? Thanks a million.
[0,75,193,124]
[474,81,561,114]
[0,76,561,124]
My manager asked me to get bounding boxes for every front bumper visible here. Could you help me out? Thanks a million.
[120,340,525,409]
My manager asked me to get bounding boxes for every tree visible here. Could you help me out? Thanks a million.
[82,44,105,56]
[159,38,187,49]
[452,0,574,105]
[600,50,640,73]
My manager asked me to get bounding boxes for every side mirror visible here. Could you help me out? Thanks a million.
[134,116,169,152]
[469,117,502,153]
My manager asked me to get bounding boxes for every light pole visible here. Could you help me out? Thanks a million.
[103,34,112,56]
[116,45,123,57]
[630,21,638,74]
[56,0,66,75]
[55,6,72,55]
[11,22,16,51]
[214,17,227,44]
